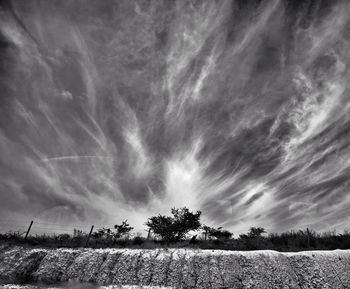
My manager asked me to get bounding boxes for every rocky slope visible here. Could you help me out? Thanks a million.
[0,246,350,288]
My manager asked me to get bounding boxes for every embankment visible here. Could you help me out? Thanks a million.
[1,245,350,288]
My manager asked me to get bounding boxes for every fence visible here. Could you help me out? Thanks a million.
[0,219,92,235]
[0,219,130,246]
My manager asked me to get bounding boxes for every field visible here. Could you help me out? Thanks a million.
[1,245,350,288]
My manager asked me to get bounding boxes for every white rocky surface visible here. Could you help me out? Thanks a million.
[2,285,172,289]
[1,246,350,288]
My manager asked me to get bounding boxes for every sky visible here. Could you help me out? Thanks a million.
[1,0,350,235]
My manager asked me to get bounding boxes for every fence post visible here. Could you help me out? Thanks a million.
[24,220,33,240]
[306,228,310,248]
[85,225,94,247]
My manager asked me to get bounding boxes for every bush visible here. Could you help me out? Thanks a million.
[202,226,233,240]
[133,236,145,246]
[114,220,134,238]
[92,220,134,242]
[210,227,232,240]
[239,227,266,239]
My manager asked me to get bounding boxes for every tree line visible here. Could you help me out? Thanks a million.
[1,207,350,251]
[91,207,239,242]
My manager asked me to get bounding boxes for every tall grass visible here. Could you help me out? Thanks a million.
[1,228,350,251]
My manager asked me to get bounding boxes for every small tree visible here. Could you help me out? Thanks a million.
[114,220,133,239]
[239,227,266,240]
[145,207,202,242]
[248,227,266,238]
[146,215,174,241]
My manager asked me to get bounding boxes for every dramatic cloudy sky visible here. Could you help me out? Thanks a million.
[1,0,350,234]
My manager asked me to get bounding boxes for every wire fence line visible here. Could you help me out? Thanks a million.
[0,219,108,236]
[0,219,146,238]
[0,219,108,247]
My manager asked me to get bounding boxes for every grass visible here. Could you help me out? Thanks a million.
[1,228,350,251]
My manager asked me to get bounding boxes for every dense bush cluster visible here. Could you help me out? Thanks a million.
[1,207,350,251]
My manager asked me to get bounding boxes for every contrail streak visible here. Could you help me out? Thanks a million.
[40,156,113,162]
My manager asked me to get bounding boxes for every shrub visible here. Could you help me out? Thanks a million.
[114,220,134,238]
[210,228,233,240]
[133,236,145,246]
[248,227,266,238]
[239,227,266,239]
[92,220,134,242]
[202,226,233,240]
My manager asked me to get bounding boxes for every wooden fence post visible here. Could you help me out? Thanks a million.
[24,220,33,240]
[307,228,310,248]
[85,225,94,247]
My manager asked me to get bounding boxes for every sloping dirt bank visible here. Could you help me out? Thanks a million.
[0,246,350,288]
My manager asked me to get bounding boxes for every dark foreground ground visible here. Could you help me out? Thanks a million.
[1,245,350,288]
